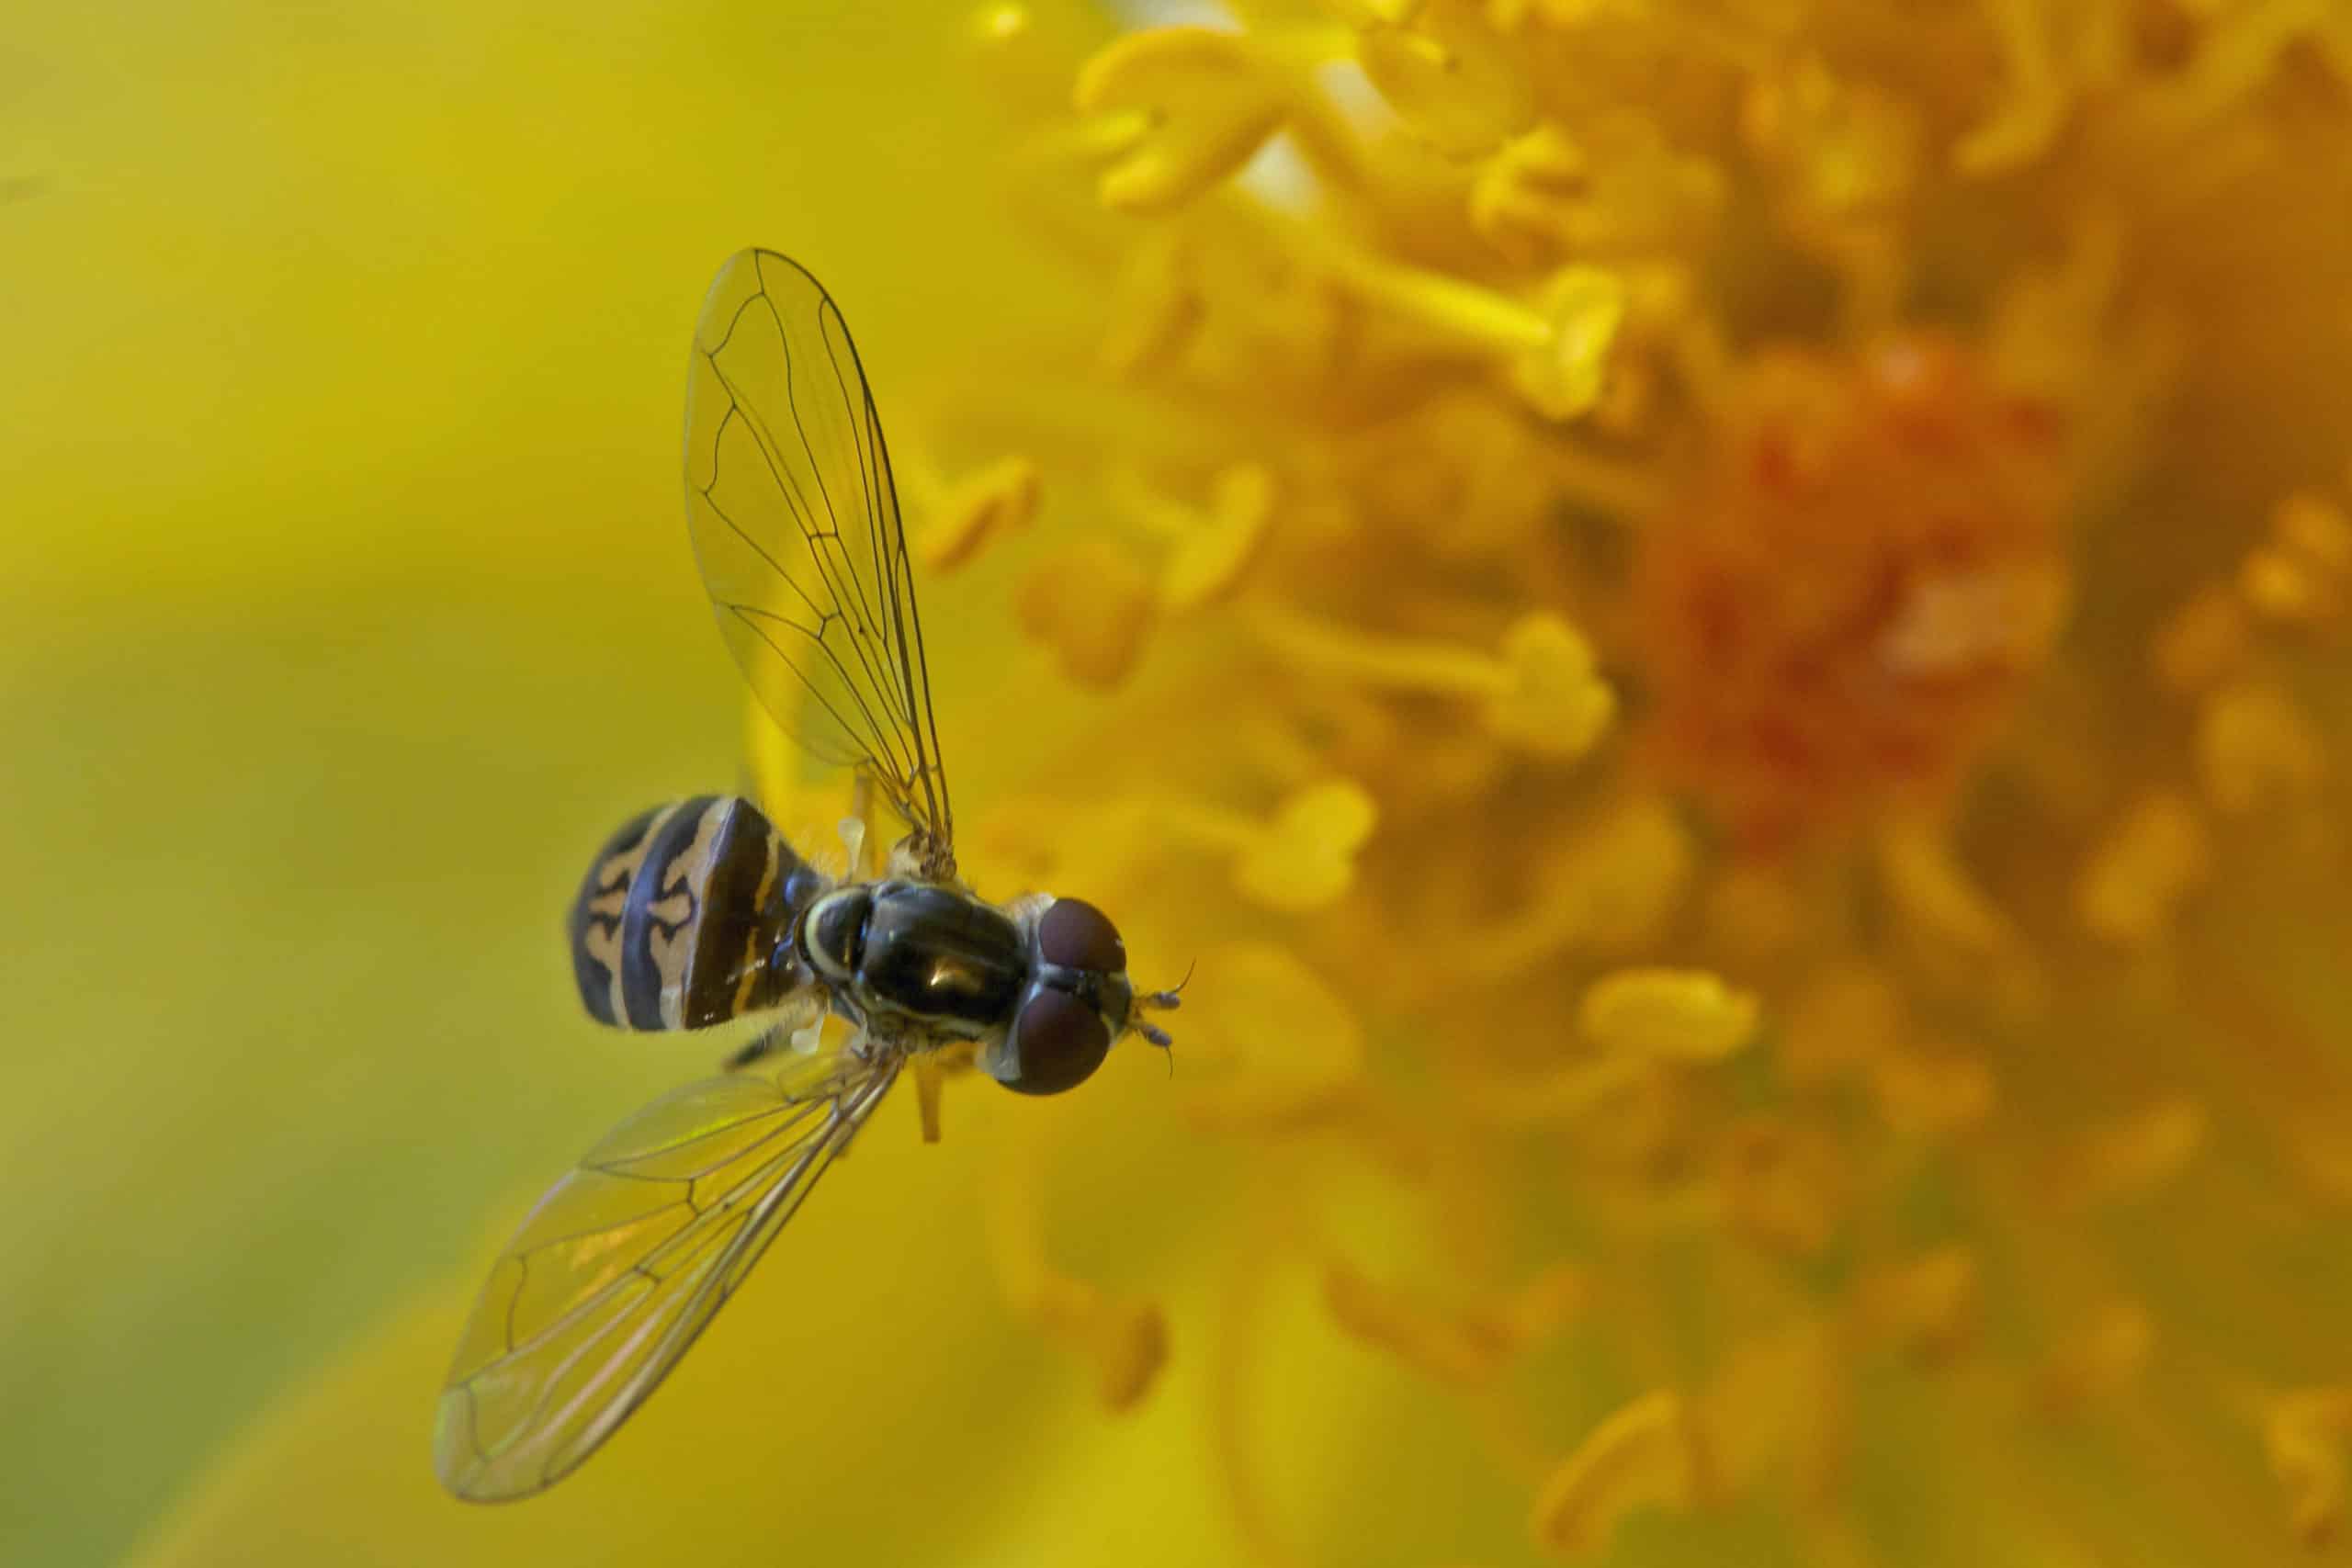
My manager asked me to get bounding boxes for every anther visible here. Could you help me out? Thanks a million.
[1252,606,1614,757]
[1075,28,1301,214]
[1304,231,1626,420]
[905,452,1043,573]
[1109,463,1276,610]
[1158,780,1375,911]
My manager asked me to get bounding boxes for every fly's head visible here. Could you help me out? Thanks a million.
[982,897,1183,1096]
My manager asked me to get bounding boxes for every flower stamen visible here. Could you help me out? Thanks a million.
[1253,606,1614,756]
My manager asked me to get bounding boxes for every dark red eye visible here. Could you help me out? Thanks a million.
[1039,897,1125,974]
[999,988,1112,1096]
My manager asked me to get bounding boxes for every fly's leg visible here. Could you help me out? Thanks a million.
[914,1057,947,1144]
[839,773,873,882]
[724,1025,788,1072]
[1131,960,1193,1051]
[720,995,823,1071]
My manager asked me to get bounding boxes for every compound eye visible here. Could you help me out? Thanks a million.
[1038,897,1125,974]
[998,988,1112,1096]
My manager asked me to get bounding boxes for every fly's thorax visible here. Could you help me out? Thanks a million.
[796,882,1153,1094]
[800,882,1030,1035]
[799,885,873,984]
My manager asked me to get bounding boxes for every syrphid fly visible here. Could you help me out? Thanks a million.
[434,251,1182,1503]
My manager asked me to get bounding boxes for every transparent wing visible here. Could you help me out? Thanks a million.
[684,249,955,874]
[435,1045,902,1502]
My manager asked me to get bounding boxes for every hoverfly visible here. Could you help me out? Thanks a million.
[434,250,1182,1503]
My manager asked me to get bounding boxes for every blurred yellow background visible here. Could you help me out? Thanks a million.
[1,4,1096,1563]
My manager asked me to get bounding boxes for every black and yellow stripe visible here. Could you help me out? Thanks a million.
[566,795,826,1030]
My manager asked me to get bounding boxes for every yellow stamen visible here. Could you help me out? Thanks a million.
[1304,227,1626,421]
[1953,0,2068,176]
[1321,1260,1503,1386]
[2153,582,2251,694]
[1469,1262,1588,1357]
[1448,1055,1647,1127]
[1742,52,1920,220]
[1870,1046,1996,1139]
[1352,0,1535,156]
[910,453,1042,573]
[2243,490,2352,624]
[2197,678,2325,813]
[1074,28,1311,214]
[1719,1116,1842,1258]
[1470,122,1589,263]
[2261,1385,2352,1549]
[1781,963,1904,1086]
[1325,1258,1586,1389]
[2032,1301,2155,1419]
[2139,0,2346,133]
[1177,942,1363,1130]
[1454,797,1693,979]
[1474,120,1726,265]
[2058,1097,2207,1208]
[1702,1320,1844,1501]
[1157,780,1377,912]
[1530,1390,1708,1557]
[2075,791,2210,946]
[981,1129,1169,1411]
[2278,489,2352,571]
[1578,967,1759,1063]
[1856,1246,1979,1366]
[1875,822,2030,997]
[1112,462,1277,610]
[1254,606,1614,756]
[1016,536,1156,687]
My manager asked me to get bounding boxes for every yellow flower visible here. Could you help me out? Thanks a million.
[28,0,2352,1565]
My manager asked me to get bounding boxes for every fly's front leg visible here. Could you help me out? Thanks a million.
[840,773,874,882]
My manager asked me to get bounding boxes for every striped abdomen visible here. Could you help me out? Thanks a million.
[567,795,828,1030]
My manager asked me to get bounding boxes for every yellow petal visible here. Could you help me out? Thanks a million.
[1508,266,1627,422]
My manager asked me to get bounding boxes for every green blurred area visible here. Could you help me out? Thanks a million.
[0,4,1044,1562]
